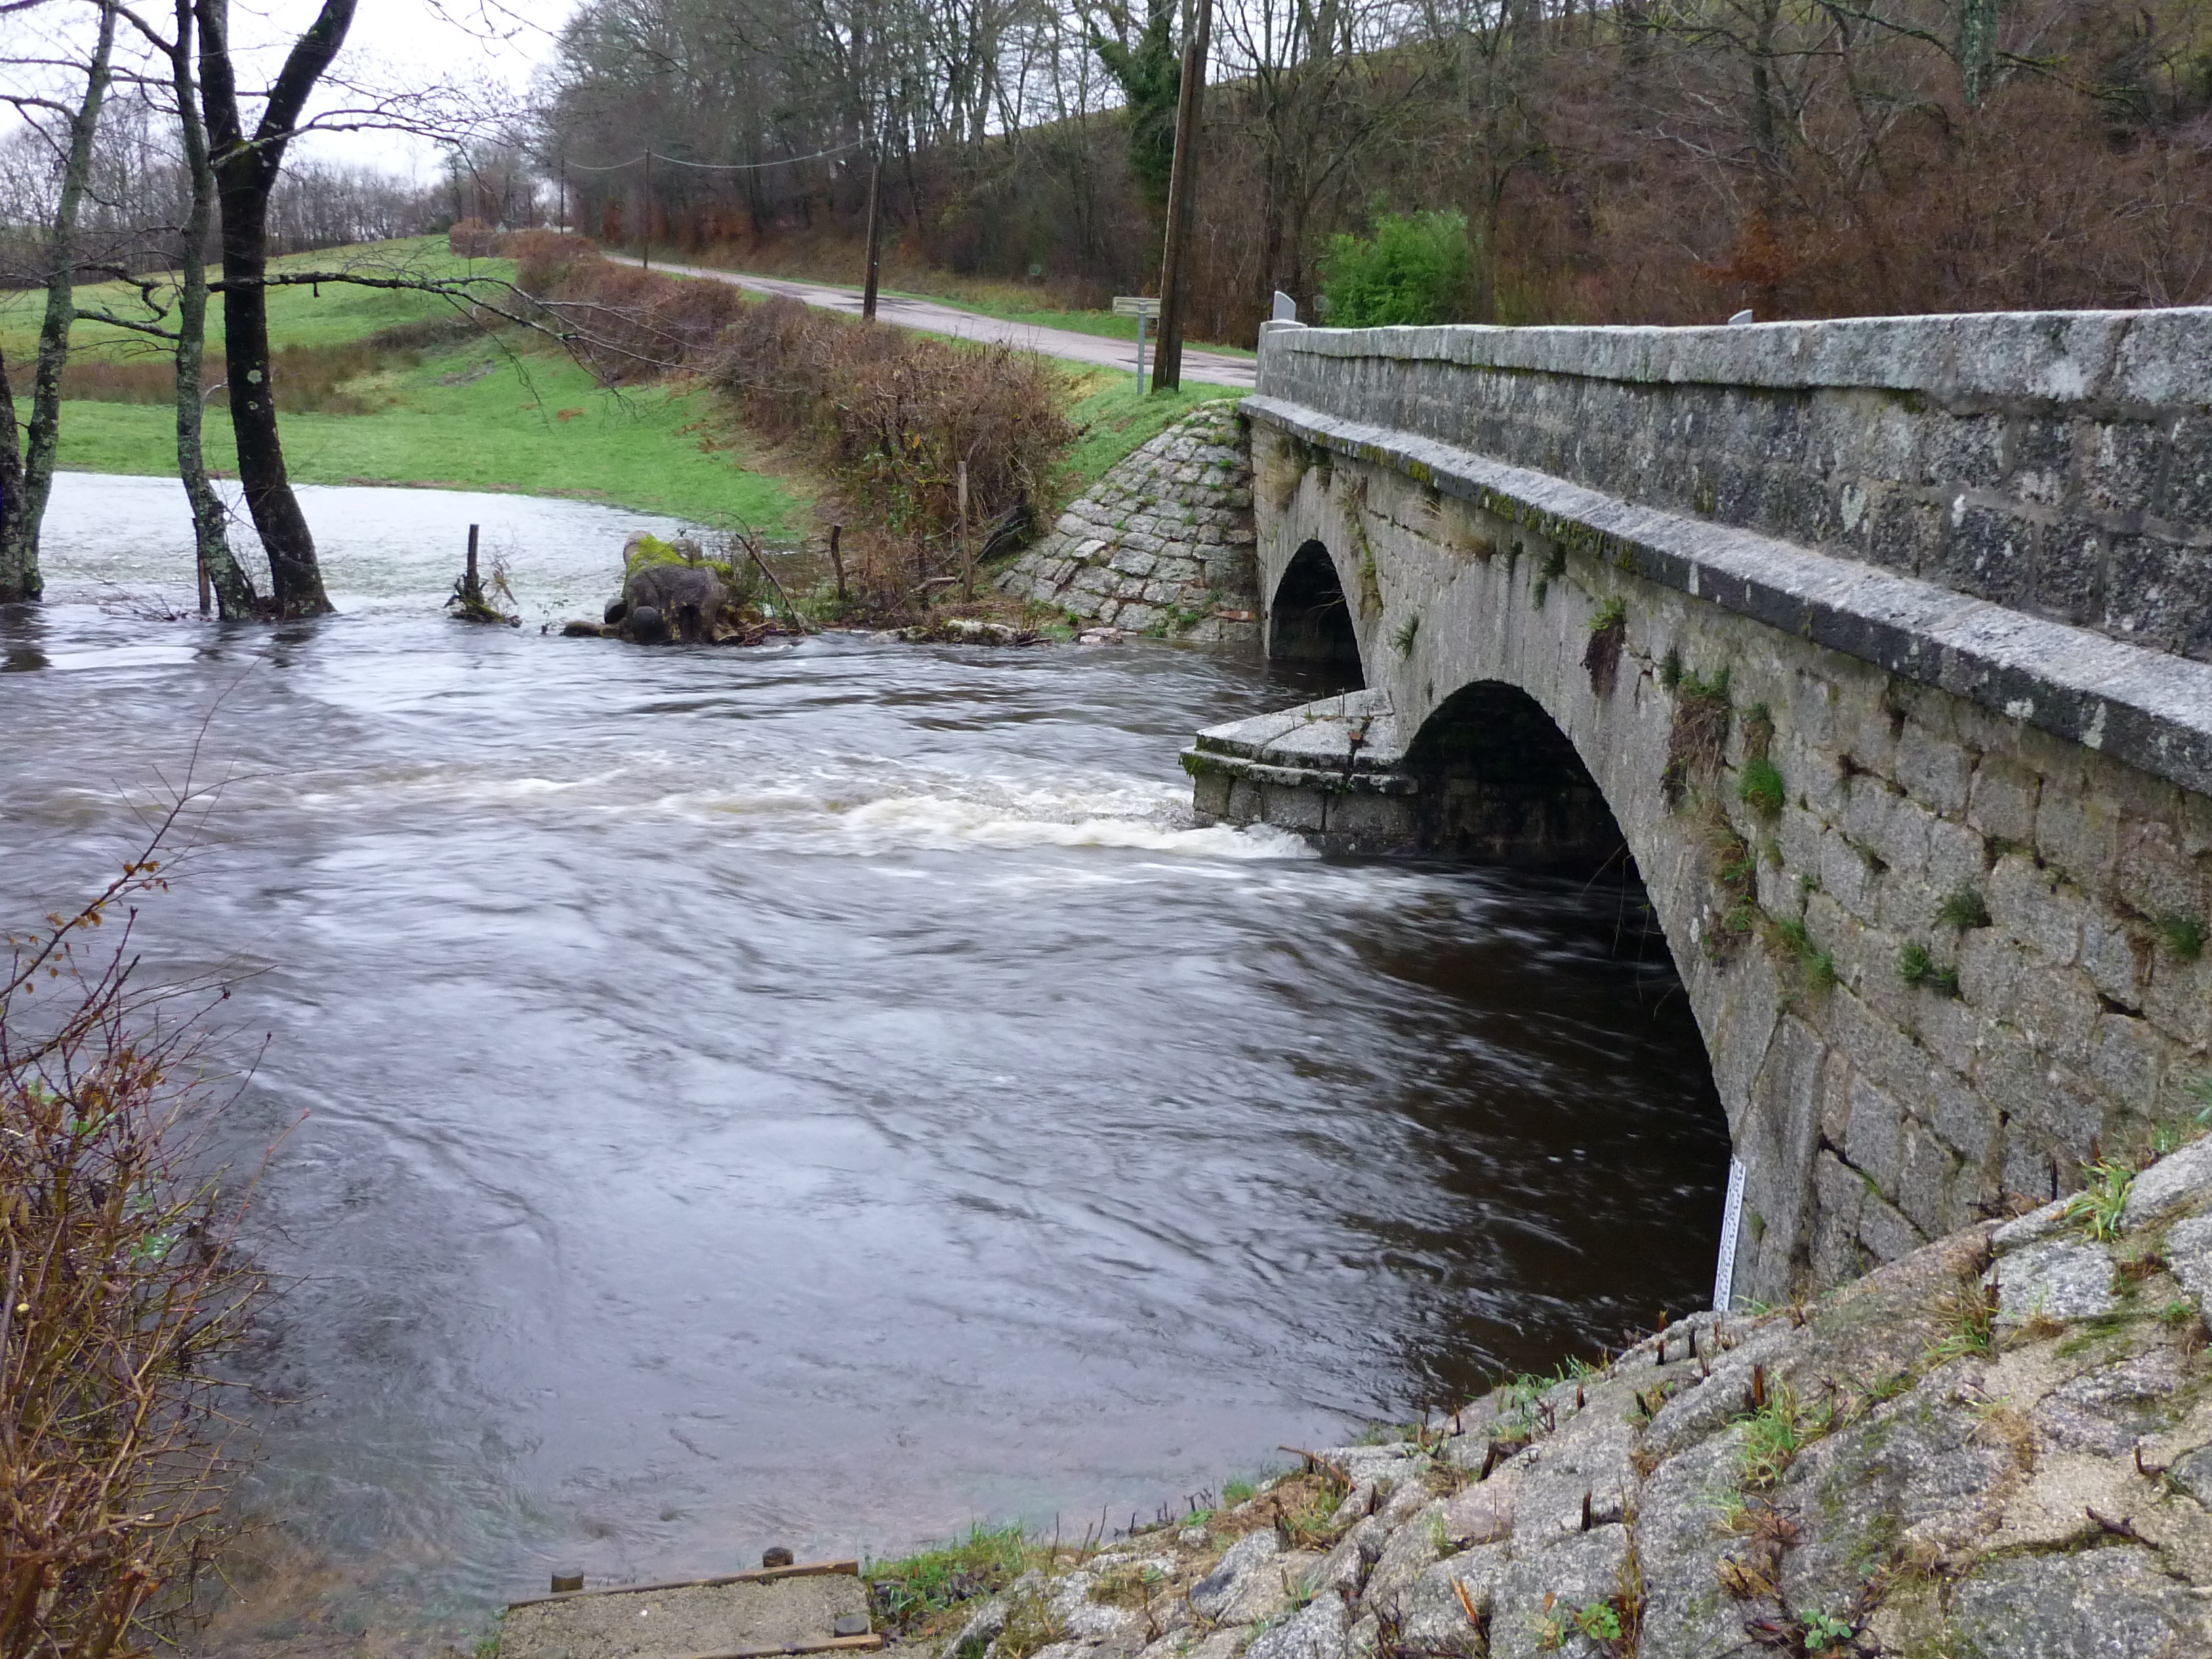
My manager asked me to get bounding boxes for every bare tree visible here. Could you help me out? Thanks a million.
[148,0,256,615]
[0,0,120,604]
[195,0,356,617]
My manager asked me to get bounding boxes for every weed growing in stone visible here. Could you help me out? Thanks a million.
[2062,1162,2134,1242]
[1737,1382,1835,1490]
[1936,886,1992,930]
[867,1523,1038,1633]
[1896,941,1959,996]
[1737,755,1786,817]
[2155,912,2207,962]
[1663,664,1732,806]
[1572,1600,1623,1641]
[1925,1277,1996,1364]
[1801,1608,1856,1650]
[996,1584,1068,1659]
[1391,614,1421,656]
[1530,544,1568,607]
[1583,596,1628,694]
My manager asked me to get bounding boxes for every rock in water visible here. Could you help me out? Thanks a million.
[624,565,726,643]
[627,604,668,644]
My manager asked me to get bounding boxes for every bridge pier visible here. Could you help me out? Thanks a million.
[1195,310,2212,1307]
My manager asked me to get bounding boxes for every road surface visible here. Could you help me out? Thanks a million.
[623,256,1260,390]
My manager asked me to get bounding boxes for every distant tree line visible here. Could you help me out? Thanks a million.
[538,0,2212,339]
[0,111,541,289]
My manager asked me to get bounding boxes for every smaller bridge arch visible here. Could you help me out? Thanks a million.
[1267,539,1363,684]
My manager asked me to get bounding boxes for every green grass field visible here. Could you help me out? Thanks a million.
[0,237,497,359]
[46,354,797,530]
[6,237,802,528]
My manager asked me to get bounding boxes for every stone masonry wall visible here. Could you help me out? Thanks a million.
[997,402,1259,641]
[1263,312,2212,663]
[1250,422,2212,1307]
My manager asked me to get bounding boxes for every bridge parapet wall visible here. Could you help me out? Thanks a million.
[1263,312,2212,664]
[1244,314,2212,1306]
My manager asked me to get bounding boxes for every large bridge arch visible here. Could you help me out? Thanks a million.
[1216,314,2212,1307]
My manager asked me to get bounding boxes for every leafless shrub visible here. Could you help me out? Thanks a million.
[708,296,1074,608]
[447,217,497,258]
[2,794,270,1659]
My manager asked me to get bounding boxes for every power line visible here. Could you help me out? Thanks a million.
[564,141,867,174]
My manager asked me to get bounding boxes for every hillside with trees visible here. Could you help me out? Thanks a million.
[541,0,2212,342]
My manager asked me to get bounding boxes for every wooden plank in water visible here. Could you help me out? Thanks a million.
[507,1557,861,1610]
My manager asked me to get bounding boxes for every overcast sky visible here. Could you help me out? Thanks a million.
[2,1,582,176]
[312,0,579,172]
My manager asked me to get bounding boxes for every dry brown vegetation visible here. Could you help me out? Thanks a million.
[54,317,482,417]
[511,234,1075,613]
[2,802,267,1658]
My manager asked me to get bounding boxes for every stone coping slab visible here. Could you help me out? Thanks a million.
[1191,690,1407,769]
[1244,393,2212,799]
[1258,306,2212,405]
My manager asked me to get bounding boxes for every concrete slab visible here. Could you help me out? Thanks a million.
[501,1566,872,1659]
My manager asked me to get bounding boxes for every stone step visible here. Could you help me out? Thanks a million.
[501,1560,874,1659]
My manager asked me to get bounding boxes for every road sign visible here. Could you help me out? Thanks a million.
[1111,295,1161,318]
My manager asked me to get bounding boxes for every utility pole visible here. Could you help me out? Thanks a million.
[556,152,565,232]
[1152,0,1212,392]
[862,148,883,321]
[642,148,653,270]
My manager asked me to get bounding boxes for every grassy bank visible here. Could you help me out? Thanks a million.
[7,234,1234,542]
[38,350,798,530]
[1061,373,1237,496]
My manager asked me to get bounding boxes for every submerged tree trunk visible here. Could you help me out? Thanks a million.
[166,0,258,618]
[196,0,356,618]
[0,1,119,604]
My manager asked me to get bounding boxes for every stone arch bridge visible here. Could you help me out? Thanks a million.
[1183,312,2212,1307]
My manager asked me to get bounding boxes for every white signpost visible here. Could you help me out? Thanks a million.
[1113,295,1160,392]
[1713,1156,1748,1313]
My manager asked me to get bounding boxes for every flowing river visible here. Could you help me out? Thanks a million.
[2,474,1729,1650]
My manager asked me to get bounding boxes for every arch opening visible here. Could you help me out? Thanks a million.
[1269,540,1364,688]
[1406,680,1631,874]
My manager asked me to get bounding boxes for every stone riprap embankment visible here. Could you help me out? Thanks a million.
[996,403,1259,641]
[927,1144,2212,1658]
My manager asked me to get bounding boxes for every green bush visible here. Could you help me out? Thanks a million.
[1319,210,1474,327]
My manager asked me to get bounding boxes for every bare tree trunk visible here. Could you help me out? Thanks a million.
[0,356,22,597]
[197,0,356,619]
[170,0,258,618]
[0,1,119,604]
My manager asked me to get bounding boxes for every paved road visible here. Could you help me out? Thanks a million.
[623,255,1260,390]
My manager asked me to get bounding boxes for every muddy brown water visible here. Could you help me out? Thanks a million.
[2,475,1727,1648]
